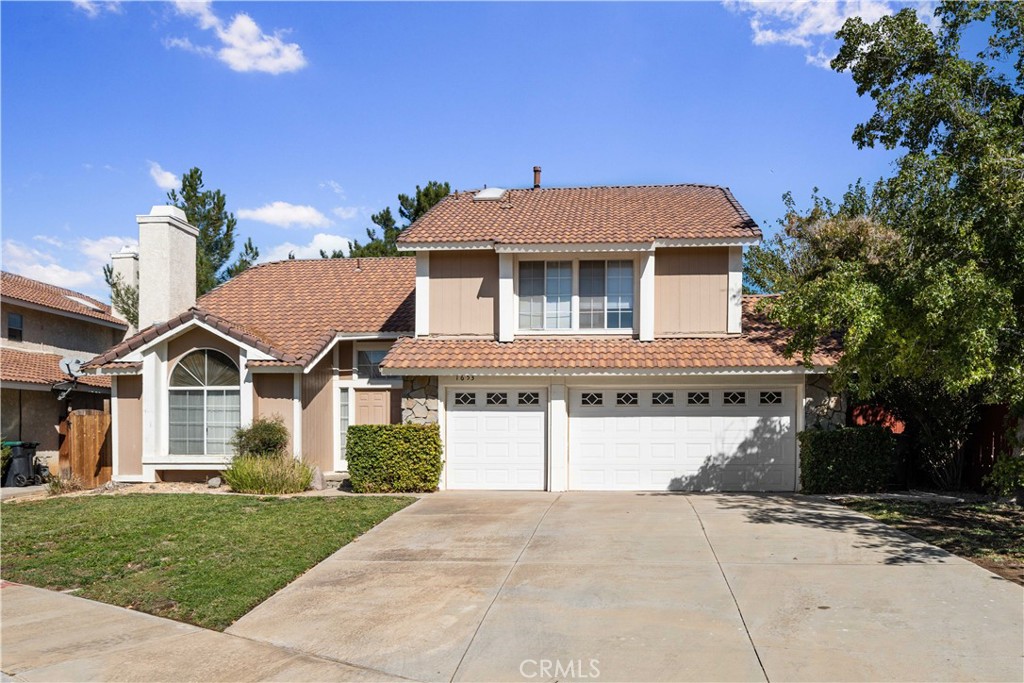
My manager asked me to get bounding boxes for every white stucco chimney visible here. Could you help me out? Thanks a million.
[137,205,197,328]
[109,245,139,332]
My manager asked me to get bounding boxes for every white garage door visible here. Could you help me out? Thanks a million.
[569,388,796,492]
[445,389,546,490]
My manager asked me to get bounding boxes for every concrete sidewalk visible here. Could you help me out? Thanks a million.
[0,582,404,682]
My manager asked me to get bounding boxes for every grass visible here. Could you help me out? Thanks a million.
[1,493,415,630]
[842,499,1024,585]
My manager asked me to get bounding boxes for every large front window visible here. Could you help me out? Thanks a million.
[518,259,634,331]
[169,349,240,455]
[357,349,388,379]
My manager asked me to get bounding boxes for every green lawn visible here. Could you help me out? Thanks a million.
[842,499,1024,585]
[1,493,415,630]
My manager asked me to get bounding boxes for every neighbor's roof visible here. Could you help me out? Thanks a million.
[381,297,838,373]
[1,271,126,327]
[398,184,761,245]
[85,257,415,370]
[2,347,111,389]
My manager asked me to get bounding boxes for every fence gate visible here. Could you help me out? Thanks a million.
[58,409,112,488]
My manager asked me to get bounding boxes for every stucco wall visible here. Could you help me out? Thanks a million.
[804,374,847,428]
[403,376,438,424]
[654,247,729,335]
[1,303,122,356]
[116,376,143,476]
[428,251,499,336]
[301,355,334,471]
[253,373,295,455]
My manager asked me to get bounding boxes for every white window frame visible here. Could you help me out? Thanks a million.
[514,255,638,335]
[167,348,241,456]
[351,342,401,386]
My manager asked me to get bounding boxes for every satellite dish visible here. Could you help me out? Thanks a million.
[60,356,88,378]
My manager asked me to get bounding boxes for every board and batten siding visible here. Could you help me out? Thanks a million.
[654,247,729,335]
[428,251,499,336]
[116,375,144,476]
[301,354,334,472]
[253,373,295,455]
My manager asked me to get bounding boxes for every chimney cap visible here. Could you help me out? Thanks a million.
[532,165,542,190]
[148,205,188,221]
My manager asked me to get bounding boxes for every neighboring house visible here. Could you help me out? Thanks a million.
[86,175,840,490]
[1,272,129,468]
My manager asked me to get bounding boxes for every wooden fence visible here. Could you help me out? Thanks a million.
[58,409,112,488]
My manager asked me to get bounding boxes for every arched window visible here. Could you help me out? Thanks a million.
[169,349,240,455]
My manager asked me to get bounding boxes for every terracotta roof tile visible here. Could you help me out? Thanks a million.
[2,347,110,388]
[1,271,125,327]
[86,257,414,369]
[381,297,839,373]
[399,184,761,245]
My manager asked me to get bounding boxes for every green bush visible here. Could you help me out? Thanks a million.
[222,453,313,495]
[799,426,899,494]
[231,416,290,457]
[985,454,1024,497]
[0,441,11,480]
[347,424,442,493]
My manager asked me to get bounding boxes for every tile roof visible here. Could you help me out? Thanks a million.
[86,257,415,370]
[398,184,761,245]
[381,297,839,373]
[1,271,126,327]
[2,347,111,389]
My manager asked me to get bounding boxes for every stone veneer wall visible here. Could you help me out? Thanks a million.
[804,374,847,428]
[402,376,439,424]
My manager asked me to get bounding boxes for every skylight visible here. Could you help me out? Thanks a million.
[473,187,507,201]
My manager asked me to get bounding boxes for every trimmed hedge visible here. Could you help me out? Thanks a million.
[799,426,899,494]
[347,424,442,493]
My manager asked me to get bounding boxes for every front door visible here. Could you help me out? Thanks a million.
[355,389,392,425]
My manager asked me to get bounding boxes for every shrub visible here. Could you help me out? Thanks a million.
[47,471,84,496]
[231,416,290,457]
[0,441,11,479]
[347,424,442,493]
[799,426,899,494]
[985,454,1024,498]
[222,453,313,495]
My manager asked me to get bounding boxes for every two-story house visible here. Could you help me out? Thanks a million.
[1,272,129,468]
[85,177,838,489]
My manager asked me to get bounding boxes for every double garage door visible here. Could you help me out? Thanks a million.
[445,386,796,492]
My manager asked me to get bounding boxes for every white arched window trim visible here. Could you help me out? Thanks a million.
[168,348,241,456]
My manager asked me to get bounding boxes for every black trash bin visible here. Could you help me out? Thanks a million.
[3,442,40,487]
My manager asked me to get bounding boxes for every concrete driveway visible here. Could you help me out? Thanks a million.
[229,493,1023,682]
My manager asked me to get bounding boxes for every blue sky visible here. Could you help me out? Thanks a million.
[2,0,909,299]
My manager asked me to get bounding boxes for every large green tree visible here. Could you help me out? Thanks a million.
[345,181,450,258]
[167,167,258,294]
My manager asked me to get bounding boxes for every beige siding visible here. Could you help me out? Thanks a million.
[655,247,729,335]
[428,251,498,336]
[301,355,334,471]
[167,327,240,373]
[116,376,143,476]
[253,373,295,454]
[336,341,353,378]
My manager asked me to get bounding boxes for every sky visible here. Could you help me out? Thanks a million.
[2,0,917,300]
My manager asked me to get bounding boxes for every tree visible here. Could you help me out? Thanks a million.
[348,181,450,257]
[167,167,257,294]
[320,248,345,259]
[102,264,138,328]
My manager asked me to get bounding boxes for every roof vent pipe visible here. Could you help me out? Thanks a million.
[533,166,541,189]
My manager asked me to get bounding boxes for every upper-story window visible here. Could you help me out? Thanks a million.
[7,312,23,342]
[518,259,634,331]
[357,350,388,379]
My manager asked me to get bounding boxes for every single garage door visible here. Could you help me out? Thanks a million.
[445,389,546,490]
[569,387,796,491]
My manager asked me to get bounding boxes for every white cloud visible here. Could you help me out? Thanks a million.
[72,1,122,18]
[262,233,351,262]
[332,206,360,221]
[1,234,137,298]
[238,201,331,229]
[169,1,307,75]
[148,161,179,191]
[320,180,345,196]
[724,0,895,68]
